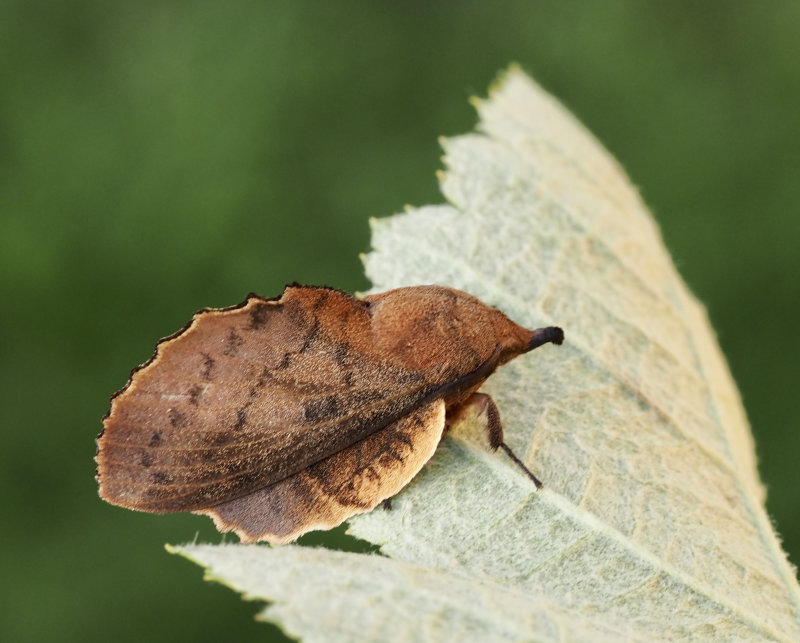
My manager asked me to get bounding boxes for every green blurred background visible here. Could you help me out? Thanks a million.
[2,2,798,641]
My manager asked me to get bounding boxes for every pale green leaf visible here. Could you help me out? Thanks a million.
[172,68,800,641]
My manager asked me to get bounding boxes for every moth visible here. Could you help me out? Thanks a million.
[96,285,563,543]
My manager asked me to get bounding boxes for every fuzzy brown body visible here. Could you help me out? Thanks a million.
[96,285,562,543]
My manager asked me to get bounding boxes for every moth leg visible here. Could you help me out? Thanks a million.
[382,498,393,511]
[447,392,543,489]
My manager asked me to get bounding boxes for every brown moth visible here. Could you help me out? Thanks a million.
[96,285,563,543]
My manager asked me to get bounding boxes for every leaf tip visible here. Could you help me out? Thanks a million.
[486,62,525,97]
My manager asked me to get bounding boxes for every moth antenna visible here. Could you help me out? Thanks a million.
[498,443,544,489]
[527,326,564,351]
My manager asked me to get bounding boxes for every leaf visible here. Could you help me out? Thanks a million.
[167,543,652,642]
[171,68,800,641]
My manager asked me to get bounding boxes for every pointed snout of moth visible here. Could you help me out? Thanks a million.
[527,326,564,351]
